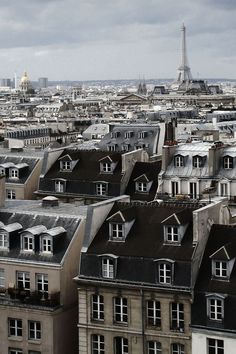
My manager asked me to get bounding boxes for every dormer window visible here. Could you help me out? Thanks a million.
[166,226,179,243]
[96,182,108,196]
[0,168,5,176]
[134,174,152,193]
[156,259,174,285]
[136,182,148,192]
[138,131,147,139]
[55,179,66,193]
[108,144,116,152]
[193,155,204,168]
[223,156,233,169]
[101,162,111,173]
[213,261,228,278]
[174,155,184,167]
[111,131,120,138]
[22,234,34,252]
[60,161,72,171]
[100,255,118,279]
[125,131,133,138]
[9,168,18,178]
[110,223,124,240]
[41,236,52,254]
[206,294,225,322]
[210,244,235,280]
[0,232,8,250]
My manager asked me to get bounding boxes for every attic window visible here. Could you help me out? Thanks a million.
[136,182,148,193]
[213,261,228,278]
[223,156,233,169]
[101,162,112,173]
[138,131,147,139]
[41,236,52,254]
[96,182,108,196]
[9,168,18,178]
[165,226,179,243]
[110,223,124,240]
[22,234,34,252]
[210,244,235,280]
[155,259,175,285]
[174,155,184,168]
[55,180,66,193]
[125,131,133,138]
[193,155,204,168]
[100,255,118,279]
[0,168,5,176]
[60,161,72,171]
[0,232,8,250]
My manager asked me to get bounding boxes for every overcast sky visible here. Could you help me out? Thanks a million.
[0,0,236,81]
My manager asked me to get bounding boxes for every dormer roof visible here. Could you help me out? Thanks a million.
[106,208,135,223]
[134,174,150,183]
[58,154,73,161]
[21,225,47,235]
[210,242,235,261]
[99,155,113,163]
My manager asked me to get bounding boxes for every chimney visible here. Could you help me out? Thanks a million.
[42,196,59,208]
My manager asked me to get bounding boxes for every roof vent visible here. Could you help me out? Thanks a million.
[42,196,59,208]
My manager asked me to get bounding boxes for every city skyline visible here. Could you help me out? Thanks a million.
[0,0,236,81]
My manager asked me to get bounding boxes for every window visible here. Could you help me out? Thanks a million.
[207,338,224,354]
[207,297,223,321]
[138,131,146,139]
[0,168,5,175]
[213,261,228,278]
[28,321,41,340]
[96,183,107,196]
[166,226,179,243]
[6,189,16,199]
[171,303,184,331]
[108,145,116,152]
[148,341,162,354]
[136,182,148,193]
[0,233,8,249]
[8,318,22,337]
[174,156,184,167]
[223,156,233,169]
[111,223,124,239]
[102,258,114,279]
[189,182,198,199]
[60,161,72,171]
[114,337,128,354]
[0,268,5,288]
[171,181,179,197]
[10,169,18,178]
[55,180,65,193]
[41,236,52,254]
[36,274,48,294]
[220,183,228,197]
[23,234,34,252]
[114,297,128,323]
[159,262,172,284]
[9,349,23,354]
[101,163,111,173]
[92,294,104,321]
[17,271,30,291]
[193,156,203,168]
[91,334,105,354]
[147,300,161,327]
[171,343,185,354]
[124,131,133,138]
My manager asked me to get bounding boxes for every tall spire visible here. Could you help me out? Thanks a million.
[177,23,192,83]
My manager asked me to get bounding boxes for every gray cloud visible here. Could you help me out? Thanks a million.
[0,0,234,80]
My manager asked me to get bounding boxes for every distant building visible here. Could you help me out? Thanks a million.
[0,78,11,87]
[38,77,48,89]
[20,71,32,93]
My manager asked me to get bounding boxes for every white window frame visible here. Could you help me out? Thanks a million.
[60,161,72,171]
[91,334,105,354]
[193,156,203,168]
[171,343,185,354]
[0,268,5,288]
[114,337,128,354]
[147,300,161,327]
[102,258,114,279]
[207,297,224,321]
[114,297,128,323]
[8,318,22,337]
[136,182,148,193]
[171,302,184,331]
[16,271,30,291]
[41,236,52,254]
[6,189,16,199]
[159,262,172,284]
[92,294,104,321]
[96,183,107,196]
[171,181,179,197]
[219,182,229,197]
[10,168,18,178]
[223,156,233,169]
[189,181,198,199]
[110,223,124,239]
[101,162,112,173]
[28,320,41,340]
[9,349,23,354]
[207,338,224,354]
[36,273,48,294]
[0,232,8,249]
[213,260,228,278]
[166,226,179,243]
[175,156,184,167]
[147,341,162,354]
[22,234,34,252]
[55,180,65,193]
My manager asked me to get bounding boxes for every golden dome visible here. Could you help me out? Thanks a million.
[21,71,30,83]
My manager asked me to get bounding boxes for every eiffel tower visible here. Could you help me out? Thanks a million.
[177,23,192,85]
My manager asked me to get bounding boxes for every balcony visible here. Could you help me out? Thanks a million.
[1,287,61,308]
